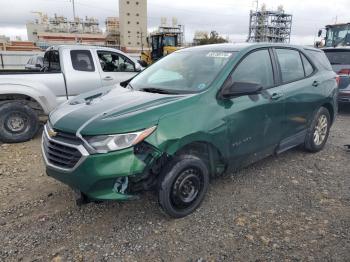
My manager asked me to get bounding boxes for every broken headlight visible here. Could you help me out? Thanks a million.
[86,126,157,153]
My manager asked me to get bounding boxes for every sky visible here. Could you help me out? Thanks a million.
[0,0,349,45]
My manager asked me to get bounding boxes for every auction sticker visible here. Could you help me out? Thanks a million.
[206,52,232,58]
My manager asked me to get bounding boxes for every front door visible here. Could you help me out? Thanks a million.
[223,48,285,169]
[97,50,138,86]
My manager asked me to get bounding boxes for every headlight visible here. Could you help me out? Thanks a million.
[86,126,157,153]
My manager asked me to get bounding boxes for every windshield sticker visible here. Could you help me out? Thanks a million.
[206,52,232,58]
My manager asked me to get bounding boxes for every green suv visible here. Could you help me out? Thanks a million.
[42,43,338,218]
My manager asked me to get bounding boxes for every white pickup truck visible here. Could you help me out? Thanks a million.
[0,45,142,143]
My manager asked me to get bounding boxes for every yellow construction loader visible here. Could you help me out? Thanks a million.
[140,31,182,66]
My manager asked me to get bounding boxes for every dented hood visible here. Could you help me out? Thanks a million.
[50,86,189,135]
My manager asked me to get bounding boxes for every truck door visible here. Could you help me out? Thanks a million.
[64,49,102,98]
[222,48,285,169]
[96,50,139,86]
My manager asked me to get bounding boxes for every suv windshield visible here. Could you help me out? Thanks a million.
[323,50,350,65]
[130,50,236,94]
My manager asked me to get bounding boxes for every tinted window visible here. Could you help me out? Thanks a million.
[301,54,314,76]
[70,50,95,72]
[43,51,61,72]
[231,49,274,88]
[97,51,135,72]
[306,50,333,71]
[276,49,304,83]
[323,50,350,65]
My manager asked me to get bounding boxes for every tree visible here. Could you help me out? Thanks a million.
[198,31,228,45]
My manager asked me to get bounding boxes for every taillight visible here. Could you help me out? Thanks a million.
[336,75,340,86]
[338,69,350,75]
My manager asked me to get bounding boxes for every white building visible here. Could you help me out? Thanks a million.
[119,0,147,52]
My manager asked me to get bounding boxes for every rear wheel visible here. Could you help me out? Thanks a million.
[0,102,39,143]
[158,155,209,218]
[304,107,331,153]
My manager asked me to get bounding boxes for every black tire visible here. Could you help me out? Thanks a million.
[0,102,39,143]
[304,107,331,153]
[158,155,209,218]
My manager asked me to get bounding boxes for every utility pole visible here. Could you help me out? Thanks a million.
[71,0,78,43]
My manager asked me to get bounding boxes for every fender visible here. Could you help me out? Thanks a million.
[0,81,59,114]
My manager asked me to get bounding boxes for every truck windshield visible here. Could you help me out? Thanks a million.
[326,24,350,47]
[130,50,236,94]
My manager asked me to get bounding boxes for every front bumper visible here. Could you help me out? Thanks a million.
[41,126,158,201]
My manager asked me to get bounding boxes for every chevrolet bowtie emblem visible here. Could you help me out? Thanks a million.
[48,130,58,137]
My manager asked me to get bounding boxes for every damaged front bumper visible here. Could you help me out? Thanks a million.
[42,126,162,201]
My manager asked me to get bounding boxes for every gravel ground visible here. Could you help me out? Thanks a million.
[0,108,350,262]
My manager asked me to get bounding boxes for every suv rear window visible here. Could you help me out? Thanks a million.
[305,49,333,71]
[323,50,350,65]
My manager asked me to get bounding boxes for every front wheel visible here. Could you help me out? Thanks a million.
[0,102,39,143]
[304,107,331,153]
[158,155,209,218]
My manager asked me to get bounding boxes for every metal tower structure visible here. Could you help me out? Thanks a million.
[247,5,293,43]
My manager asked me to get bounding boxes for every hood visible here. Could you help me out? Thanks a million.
[50,86,190,135]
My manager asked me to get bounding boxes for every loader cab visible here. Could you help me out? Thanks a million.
[150,34,179,61]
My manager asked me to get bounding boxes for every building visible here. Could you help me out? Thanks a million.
[0,35,41,51]
[105,17,120,48]
[27,13,106,49]
[119,0,147,52]
[247,5,293,43]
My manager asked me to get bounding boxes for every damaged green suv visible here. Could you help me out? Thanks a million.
[42,43,338,218]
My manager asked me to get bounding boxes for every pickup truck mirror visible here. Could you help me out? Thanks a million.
[318,29,323,37]
[221,82,263,99]
[135,62,142,72]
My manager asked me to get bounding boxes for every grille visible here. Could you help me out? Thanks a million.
[43,133,82,169]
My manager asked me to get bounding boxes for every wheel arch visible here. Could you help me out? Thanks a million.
[0,93,46,117]
[163,135,227,177]
[321,102,335,125]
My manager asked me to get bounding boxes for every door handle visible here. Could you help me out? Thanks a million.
[103,76,113,81]
[271,92,284,100]
[312,81,320,87]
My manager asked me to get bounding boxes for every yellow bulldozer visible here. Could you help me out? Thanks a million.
[140,31,182,67]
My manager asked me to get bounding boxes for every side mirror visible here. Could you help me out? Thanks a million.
[35,63,42,68]
[221,82,263,99]
[318,29,323,37]
[135,62,142,72]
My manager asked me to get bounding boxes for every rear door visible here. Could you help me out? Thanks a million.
[273,48,319,145]
[96,50,138,86]
[63,49,102,98]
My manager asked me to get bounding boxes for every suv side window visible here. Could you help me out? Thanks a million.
[70,50,95,72]
[276,49,304,83]
[230,49,274,89]
[97,51,135,72]
[301,54,314,77]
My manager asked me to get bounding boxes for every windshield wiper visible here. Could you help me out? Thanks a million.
[140,88,178,94]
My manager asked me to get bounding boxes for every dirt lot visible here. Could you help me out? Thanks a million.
[0,108,350,262]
